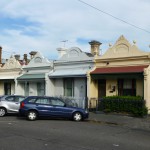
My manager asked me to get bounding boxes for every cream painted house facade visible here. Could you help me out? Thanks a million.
[88,35,150,111]
[0,55,22,95]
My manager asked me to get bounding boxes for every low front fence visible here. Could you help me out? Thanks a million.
[89,97,99,111]
[89,96,148,117]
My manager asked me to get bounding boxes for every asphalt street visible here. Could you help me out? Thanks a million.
[0,115,150,150]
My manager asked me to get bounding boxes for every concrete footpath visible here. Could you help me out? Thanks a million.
[88,112,150,131]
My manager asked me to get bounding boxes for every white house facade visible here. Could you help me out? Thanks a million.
[48,47,94,105]
[16,52,53,96]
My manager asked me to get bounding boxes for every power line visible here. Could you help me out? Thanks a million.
[2,50,15,54]
[78,0,150,34]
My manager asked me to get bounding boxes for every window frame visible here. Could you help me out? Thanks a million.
[118,79,136,96]
[64,78,74,97]
[37,82,45,96]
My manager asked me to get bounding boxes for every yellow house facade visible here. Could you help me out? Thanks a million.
[88,35,150,111]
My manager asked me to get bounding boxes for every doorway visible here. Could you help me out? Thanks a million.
[98,79,106,98]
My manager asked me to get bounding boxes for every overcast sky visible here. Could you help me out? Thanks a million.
[0,0,150,59]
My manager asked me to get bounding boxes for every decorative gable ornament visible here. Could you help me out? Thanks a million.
[2,55,21,69]
[100,35,149,59]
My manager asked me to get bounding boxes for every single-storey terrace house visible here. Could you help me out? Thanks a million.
[16,52,53,96]
[48,46,94,107]
[0,45,29,95]
[88,35,150,111]
[0,55,22,95]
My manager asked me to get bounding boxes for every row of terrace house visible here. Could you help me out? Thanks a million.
[0,35,150,111]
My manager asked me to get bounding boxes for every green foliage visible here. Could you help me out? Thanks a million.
[99,96,148,117]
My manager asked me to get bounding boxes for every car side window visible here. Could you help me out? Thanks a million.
[5,96,15,102]
[15,96,25,102]
[50,98,65,107]
[28,98,36,103]
[35,98,50,105]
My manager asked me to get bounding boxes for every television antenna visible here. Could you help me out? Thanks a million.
[61,40,68,47]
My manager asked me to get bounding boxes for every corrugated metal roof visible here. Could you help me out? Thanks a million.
[49,68,87,78]
[17,74,45,80]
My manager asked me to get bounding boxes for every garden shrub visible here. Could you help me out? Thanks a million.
[99,96,148,117]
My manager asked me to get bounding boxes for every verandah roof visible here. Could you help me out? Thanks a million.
[17,74,45,81]
[90,65,149,79]
[49,68,87,78]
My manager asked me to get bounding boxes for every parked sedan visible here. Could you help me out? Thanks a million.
[19,96,89,121]
[0,95,26,117]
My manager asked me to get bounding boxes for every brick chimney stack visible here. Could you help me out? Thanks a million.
[23,54,28,64]
[89,40,102,56]
[0,46,2,64]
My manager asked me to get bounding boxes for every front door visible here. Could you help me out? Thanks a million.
[4,82,11,95]
[24,82,29,96]
[98,79,106,98]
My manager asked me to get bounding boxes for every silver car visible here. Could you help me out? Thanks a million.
[0,95,25,117]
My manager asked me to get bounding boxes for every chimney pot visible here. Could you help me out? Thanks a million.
[0,46,2,64]
[29,51,37,59]
[23,54,28,65]
[57,48,67,58]
[14,54,20,61]
[89,40,102,56]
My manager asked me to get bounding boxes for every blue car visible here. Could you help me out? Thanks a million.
[19,96,89,121]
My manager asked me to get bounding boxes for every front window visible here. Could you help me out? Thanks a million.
[24,82,29,96]
[64,78,74,97]
[118,79,136,96]
[37,82,45,96]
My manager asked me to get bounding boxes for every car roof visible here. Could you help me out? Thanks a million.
[25,96,57,99]
[0,95,25,98]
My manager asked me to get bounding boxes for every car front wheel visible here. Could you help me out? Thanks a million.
[27,111,38,121]
[72,112,82,121]
[0,108,6,117]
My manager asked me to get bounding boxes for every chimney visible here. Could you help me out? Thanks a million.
[29,51,37,59]
[14,54,20,61]
[89,40,102,56]
[0,46,2,64]
[23,54,28,64]
[57,48,67,58]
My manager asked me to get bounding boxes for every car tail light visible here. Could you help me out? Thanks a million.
[20,102,25,108]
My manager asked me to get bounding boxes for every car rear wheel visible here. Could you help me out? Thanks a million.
[72,112,82,121]
[0,108,6,117]
[27,111,38,121]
